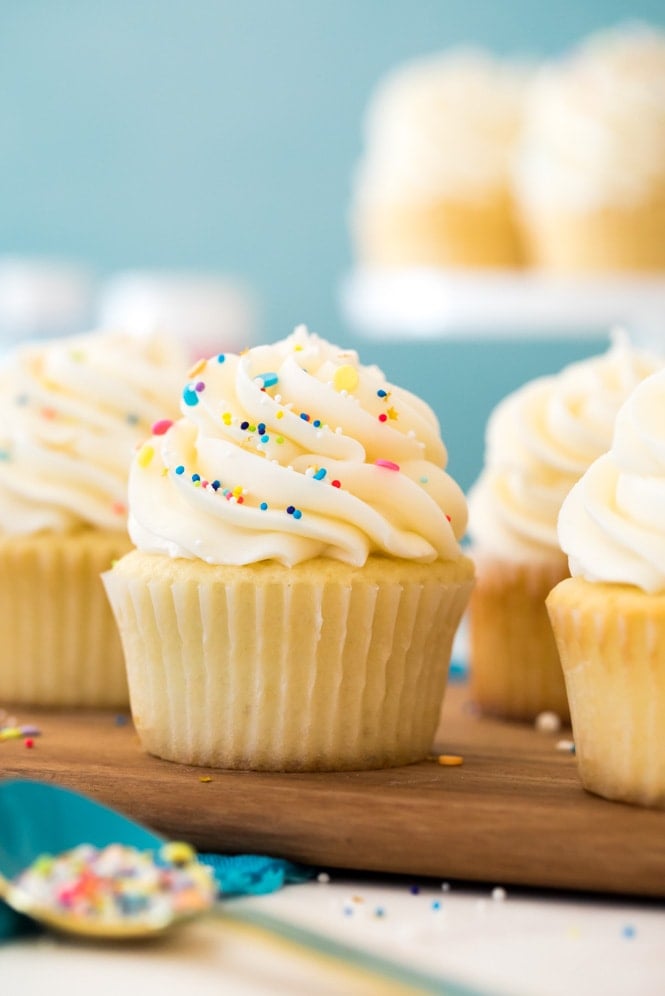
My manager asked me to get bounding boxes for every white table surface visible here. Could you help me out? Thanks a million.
[2,871,664,995]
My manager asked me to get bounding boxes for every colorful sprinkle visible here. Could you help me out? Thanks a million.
[182,386,199,407]
[378,413,388,423]
[260,502,268,511]
[331,479,341,488]
[255,371,278,388]
[24,738,34,749]
[293,509,302,520]
[240,421,250,430]
[137,444,154,469]
[377,389,387,398]
[333,365,359,393]
[151,419,173,436]
[175,465,185,475]
[375,459,400,472]
[286,505,296,515]
[300,412,310,422]
[313,468,327,481]
[188,358,207,377]
[387,407,398,420]
[211,480,221,491]
[111,501,127,517]
[192,473,201,483]
[217,354,226,364]
[276,410,284,420]
[437,754,464,766]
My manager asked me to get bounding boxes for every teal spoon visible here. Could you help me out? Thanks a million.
[0,779,211,940]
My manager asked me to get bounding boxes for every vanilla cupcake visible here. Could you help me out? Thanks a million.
[351,49,529,269]
[0,328,186,707]
[515,24,665,272]
[103,325,474,771]
[467,332,662,721]
[548,367,665,807]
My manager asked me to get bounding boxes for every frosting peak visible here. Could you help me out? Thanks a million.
[559,366,665,593]
[0,328,187,534]
[128,325,467,567]
[468,331,663,562]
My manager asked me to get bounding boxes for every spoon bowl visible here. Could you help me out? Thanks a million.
[0,779,215,940]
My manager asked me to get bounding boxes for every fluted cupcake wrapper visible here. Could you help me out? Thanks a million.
[469,554,570,722]
[0,531,133,708]
[547,577,665,808]
[103,552,474,771]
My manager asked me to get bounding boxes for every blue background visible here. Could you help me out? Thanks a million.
[2,0,664,489]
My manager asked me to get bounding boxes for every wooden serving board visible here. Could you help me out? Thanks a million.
[2,683,664,898]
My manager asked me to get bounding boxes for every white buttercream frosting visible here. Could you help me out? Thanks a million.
[559,366,665,592]
[516,23,665,211]
[467,331,663,563]
[0,328,187,534]
[128,325,468,568]
[353,48,530,206]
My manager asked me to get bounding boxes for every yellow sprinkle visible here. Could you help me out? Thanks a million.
[137,443,155,469]
[188,358,207,378]
[0,728,21,741]
[161,467,168,477]
[193,480,201,488]
[161,841,196,864]
[294,344,303,352]
[232,485,243,496]
[333,364,359,393]
[387,406,398,421]
[276,436,284,444]
[221,411,232,424]
[437,754,464,767]
[199,776,212,783]
[276,410,284,419]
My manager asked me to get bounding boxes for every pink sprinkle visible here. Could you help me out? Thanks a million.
[152,418,173,436]
[375,459,400,472]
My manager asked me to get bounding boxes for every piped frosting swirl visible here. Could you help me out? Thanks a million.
[128,325,468,567]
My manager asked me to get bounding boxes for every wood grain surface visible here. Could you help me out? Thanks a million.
[2,683,664,898]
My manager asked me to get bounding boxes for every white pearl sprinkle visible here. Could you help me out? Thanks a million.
[491,887,507,901]
[535,711,562,733]
[317,872,330,884]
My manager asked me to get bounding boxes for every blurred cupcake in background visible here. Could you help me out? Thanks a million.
[466,331,662,722]
[351,49,530,270]
[0,328,186,707]
[515,23,665,273]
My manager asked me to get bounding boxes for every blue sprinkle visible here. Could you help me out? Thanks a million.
[211,480,221,491]
[293,509,302,520]
[286,505,295,515]
[377,389,387,398]
[183,385,199,406]
[240,421,250,430]
[260,502,268,511]
[313,468,327,481]
[431,900,441,911]
[374,907,385,918]
[260,434,269,444]
[217,354,225,363]
[622,925,636,939]
[175,465,185,475]
[257,371,278,388]
[257,423,266,435]
[313,419,321,428]
[192,473,201,482]
[300,412,310,421]
[410,886,420,895]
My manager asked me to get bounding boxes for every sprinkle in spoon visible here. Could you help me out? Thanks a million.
[0,779,215,940]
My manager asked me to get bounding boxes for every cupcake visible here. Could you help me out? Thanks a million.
[548,367,665,807]
[467,332,662,721]
[0,328,186,707]
[515,24,665,272]
[351,49,529,269]
[103,324,474,771]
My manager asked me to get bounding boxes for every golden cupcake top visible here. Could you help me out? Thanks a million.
[0,328,186,534]
[128,324,468,567]
[467,331,663,563]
